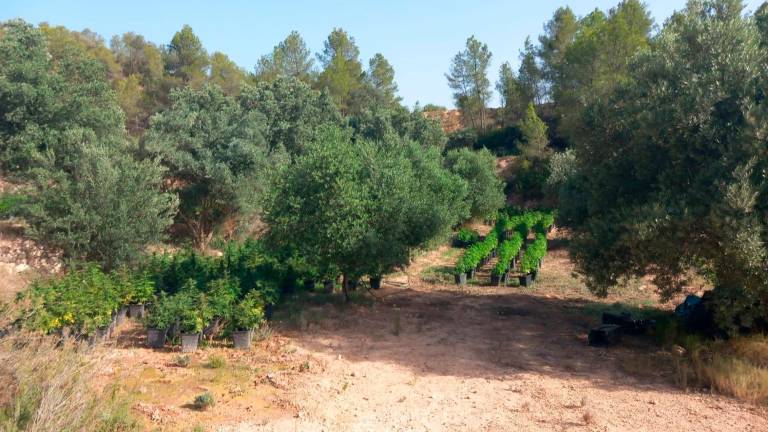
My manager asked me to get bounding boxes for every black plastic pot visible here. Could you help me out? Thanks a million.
[146,328,166,348]
[531,269,538,281]
[370,276,382,290]
[491,274,502,286]
[129,303,145,319]
[304,280,316,291]
[455,272,467,286]
[232,329,253,350]
[519,273,533,287]
[181,332,200,353]
[468,268,476,280]
[89,326,110,346]
[116,306,128,326]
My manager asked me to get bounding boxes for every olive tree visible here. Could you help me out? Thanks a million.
[263,126,468,299]
[565,0,768,334]
[445,147,505,219]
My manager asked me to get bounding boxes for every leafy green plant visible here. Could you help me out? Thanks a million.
[493,233,524,276]
[520,233,547,274]
[454,230,498,275]
[143,292,174,330]
[455,228,480,246]
[193,392,215,410]
[231,290,265,331]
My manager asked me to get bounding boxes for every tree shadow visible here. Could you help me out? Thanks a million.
[280,283,680,395]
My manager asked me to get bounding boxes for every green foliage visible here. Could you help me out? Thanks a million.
[255,31,315,84]
[349,104,447,150]
[205,355,226,369]
[445,148,506,220]
[0,193,25,218]
[145,84,278,249]
[192,392,215,410]
[520,233,547,274]
[164,25,209,88]
[516,103,549,160]
[265,126,468,292]
[232,290,266,331]
[208,52,247,96]
[22,146,177,270]
[455,228,480,246]
[144,292,174,330]
[316,28,365,114]
[455,230,498,274]
[0,19,125,174]
[18,265,153,335]
[239,77,342,155]
[563,0,768,334]
[493,233,524,276]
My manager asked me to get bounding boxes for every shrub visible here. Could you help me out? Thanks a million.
[445,147,506,220]
[455,228,480,247]
[231,290,265,331]
[173,354,191,368]
[0,193,25,218]
[193,392,215,410]
[206,355,226,369]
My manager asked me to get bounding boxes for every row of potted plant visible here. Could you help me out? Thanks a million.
[454,229,499,284]
[490,232,524,285]
[453,227,481,248]
[18,265,154,342]
[519,233,548,286]
[143,281,266,352]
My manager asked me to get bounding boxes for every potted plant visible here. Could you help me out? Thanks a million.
[231,291,265,350]
[128,274,154,319]
[144,293,172,348]
[173,291,208,353]
[370,275,382,290]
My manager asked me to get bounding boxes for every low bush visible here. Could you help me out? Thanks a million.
[454,228,480,247]
[231,290,266,331]
[206,355,226,369]
[193,392,215,410]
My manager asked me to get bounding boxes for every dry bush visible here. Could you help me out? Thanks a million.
[0,335,139,431]
[681,335,768,405]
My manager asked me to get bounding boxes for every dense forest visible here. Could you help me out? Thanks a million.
[2,0,768,428]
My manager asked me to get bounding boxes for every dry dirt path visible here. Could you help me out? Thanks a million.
[242,238,768,432]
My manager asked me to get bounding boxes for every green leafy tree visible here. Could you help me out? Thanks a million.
[164,25,209,88]
[263,126,468,300]
[23,147,178,269]
[0,20,125,174]
[349,104,447,150]
[238,77,341,155]
[208,52,247,96]
[537,6,578,101]
[518,37,543,106]
[516,103,549,160]
[366,53,400,106]
[496,62,526,126]
[316,28,365,114]
[565,0,768,334]
[446,36,493,131]
[145,84,277,250]
[445,148,505,219]
[255,31,315,83]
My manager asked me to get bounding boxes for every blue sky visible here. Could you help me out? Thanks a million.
[2,0,764,108]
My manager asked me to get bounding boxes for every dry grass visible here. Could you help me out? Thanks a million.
[0,335,139,432]
[686,336,768,405]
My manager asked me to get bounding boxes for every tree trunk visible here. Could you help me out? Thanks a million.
[341,273,350,302]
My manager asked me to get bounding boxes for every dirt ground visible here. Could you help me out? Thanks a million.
[92,230,768,431]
